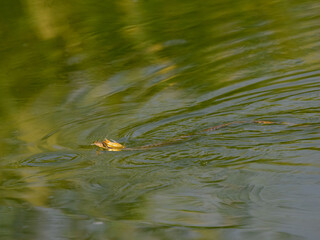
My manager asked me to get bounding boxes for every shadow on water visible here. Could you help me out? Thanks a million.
[0,0,320,239]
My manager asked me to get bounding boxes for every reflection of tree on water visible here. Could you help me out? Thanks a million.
[0,0,317,156]
[0,167,50,239]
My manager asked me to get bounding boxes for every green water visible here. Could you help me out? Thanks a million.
[1,0,320,239]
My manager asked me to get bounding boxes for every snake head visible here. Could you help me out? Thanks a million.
[93,138,125,151]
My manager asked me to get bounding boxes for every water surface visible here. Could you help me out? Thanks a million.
[1,0,320,239]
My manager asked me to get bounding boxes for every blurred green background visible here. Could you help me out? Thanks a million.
[0,0,320,239]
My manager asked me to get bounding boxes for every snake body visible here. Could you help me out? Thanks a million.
[93,120,294,151]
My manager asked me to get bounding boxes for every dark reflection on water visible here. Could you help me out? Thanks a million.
[1,0,320,239]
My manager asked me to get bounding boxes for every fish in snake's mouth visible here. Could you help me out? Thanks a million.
[93,138,125,151]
